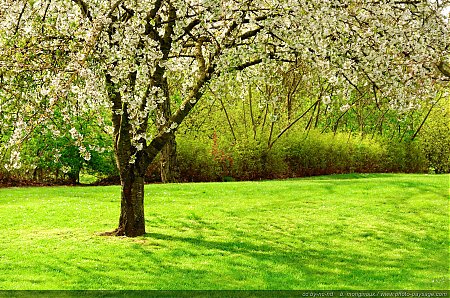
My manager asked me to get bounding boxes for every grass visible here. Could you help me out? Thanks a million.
[0,174,448,290]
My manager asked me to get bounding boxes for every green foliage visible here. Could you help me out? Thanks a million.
[172,129,428,182]
[231,140,286,181]
[176,137,220,182]
[85,148,117,178]
[1,57,445,181]
[7,107,118,183]
[383,140,428,173]
[19,131,117,184]
[0,174,448,289]
[278,131,425,177]
[418,98,450,173]
[1,63,445,182]
[175,65,443,179]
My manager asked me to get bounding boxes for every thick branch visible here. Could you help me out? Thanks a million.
[145,65,214,163]
[437,60,450,78]
[239,27,263,41]
[174,19,201,42]
[144,0,164,42]
[14,1,27,35]
[107,0,127,18]
[230,58,263,71]
[143,33,215,163]
[71,0,92,21]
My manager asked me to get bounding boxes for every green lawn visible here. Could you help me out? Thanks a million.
[0,174,448,290]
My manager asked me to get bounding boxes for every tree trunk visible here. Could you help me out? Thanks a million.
[104,90,148,237]
[158,77,177,183]
[115,166,146,237]
[160,133,177,183]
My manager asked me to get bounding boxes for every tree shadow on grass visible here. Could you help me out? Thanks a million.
[15,221,447,290]
[139,226,446,290]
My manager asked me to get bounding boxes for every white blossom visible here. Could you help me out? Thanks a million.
[340,104,351,113]
[0,0,448,173]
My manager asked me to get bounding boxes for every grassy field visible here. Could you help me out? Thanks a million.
[0,174,448,290]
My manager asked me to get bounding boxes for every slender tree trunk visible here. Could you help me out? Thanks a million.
[160,133,177,183]
[158,77,177,183]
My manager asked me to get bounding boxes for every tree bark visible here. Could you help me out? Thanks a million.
[104,79,149,237]
[160,133,177,183]
[115,165,146,237]
[437,61,450,78]
[113,102,149,236]
[158,77,177,183]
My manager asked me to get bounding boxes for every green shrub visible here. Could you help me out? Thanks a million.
[18,127,117,184]
[351,137,386,173]
[174,134,288,182]
[176,137,221,182]
[92,129,431,183]
[418,99,450,173]
[382,139,427,173]
[231,140,287,180]
[274,130,427,177]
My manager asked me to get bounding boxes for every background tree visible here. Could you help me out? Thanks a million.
[0,0,448,236]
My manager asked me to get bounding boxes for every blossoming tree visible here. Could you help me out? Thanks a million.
[0,0,448,236]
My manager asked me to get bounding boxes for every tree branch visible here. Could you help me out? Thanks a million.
[71,0,92,21]
[14,1,27,35]
[144,40,215,163]
[268,100,320,149]
[437,60,450,78]
[230,58,263,71]
[239,27,263,41]
[144,69,212,163]
[174,19,201,42]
